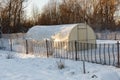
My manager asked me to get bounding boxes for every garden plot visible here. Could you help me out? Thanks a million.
[0,50,120,80]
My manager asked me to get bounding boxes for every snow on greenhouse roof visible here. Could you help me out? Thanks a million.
[26,24,78,41]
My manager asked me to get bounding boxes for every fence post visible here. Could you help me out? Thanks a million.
[74,41,77,61]
[117,41,120,67]
[46,40,49,58]
[10,39,12,51]
[26,40,28,54]
[83,43,86,74]
[103,44,106,64]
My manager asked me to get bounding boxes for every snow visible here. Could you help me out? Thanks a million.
[0,50,120,80]
[97,71,120,80]
[0,34,120,80]
[97,40,118,44]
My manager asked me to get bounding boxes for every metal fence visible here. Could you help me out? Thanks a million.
[46,40,120,67]
[0,38,120,67]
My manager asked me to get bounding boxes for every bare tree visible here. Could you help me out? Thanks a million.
[0,0,28,33]
[31,4,40,25]
[89,0,120,31]
[36,0,120,31]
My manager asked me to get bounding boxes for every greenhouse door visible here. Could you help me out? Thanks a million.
[77,28,87,42]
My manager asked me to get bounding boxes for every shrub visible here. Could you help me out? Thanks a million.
[56,59,65,69]
[6,53,14,59]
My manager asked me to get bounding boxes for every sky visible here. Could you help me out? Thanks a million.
[25,0,49,17]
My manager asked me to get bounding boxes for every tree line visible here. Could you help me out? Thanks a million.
[37,0,120,31]
[0,0,32,33]
[0,0,120,33]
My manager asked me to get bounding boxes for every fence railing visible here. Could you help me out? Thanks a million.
[0,38,120,67]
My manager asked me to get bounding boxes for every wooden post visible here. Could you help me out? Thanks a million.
[99,44,102,64]
[26,40,28,54]
[108,44,110,65]
[83,59,86,74]
[91,43,93,62]
[74,41,77,61]
[104,44,106,64]
[46,40,49,58]
[83,43,86,74]
[10,39,12,51]
[117,41,120,67]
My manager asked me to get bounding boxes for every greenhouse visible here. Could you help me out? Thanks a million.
[26,23,96,50]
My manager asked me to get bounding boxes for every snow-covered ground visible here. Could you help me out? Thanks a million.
[97,40,118,44]
[0,50,120,80]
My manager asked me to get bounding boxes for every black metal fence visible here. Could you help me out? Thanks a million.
[46,40,120,67]
[0,38,120,67]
